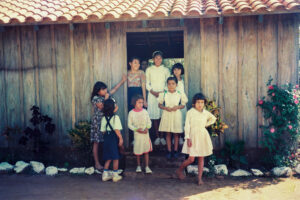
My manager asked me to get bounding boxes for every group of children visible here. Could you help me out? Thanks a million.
[90,51,216,185]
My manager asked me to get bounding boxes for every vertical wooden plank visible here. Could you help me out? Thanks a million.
[4,27,22,129]
[237,16,258,147]
[185,19,201,107]
[20,26,36,128]
[70,24,76,128]
[257,15,278,147]
[200,18,219,148]
[37,25,55,137]
[0,28,7,146]
[73,24,91,121]
[221,17,239,142]
[278,14,297,85]
[17,27,25,129]
[55,24,72,145]
[109,22,127,145]
[218,19,225,148]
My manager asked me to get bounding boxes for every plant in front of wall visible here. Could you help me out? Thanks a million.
[205,99,229,137]
[19,106,55,152]
[220,140,248,169]
[258,78,299,167]
[1,126,21,162]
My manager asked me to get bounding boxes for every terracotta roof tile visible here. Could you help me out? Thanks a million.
[0,0,299,25]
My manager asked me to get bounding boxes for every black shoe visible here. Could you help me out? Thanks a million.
[166,151,172,159]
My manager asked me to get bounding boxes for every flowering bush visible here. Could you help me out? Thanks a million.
[258,78,299,167]
[206,100,229,137]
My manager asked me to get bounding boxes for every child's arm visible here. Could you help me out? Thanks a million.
[128,112,138,131]
[146,68,160,97]
[141,72,148,107]
[184,112,192,147]
[110,75,127,95]
[96,102,103,110]
[159,103,172,112]
[206,111,217,127]
[114,129,123,147]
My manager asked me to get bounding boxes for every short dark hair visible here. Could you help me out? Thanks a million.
[167,76,178,84]
[192,93,207,106]
[131,94,144,106]
[152,50,163,58]
[91,81,107,101]
[102,99,115,117]
[128,56,140,70]
[171,63,184,75]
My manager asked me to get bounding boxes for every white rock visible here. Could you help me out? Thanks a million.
[214,164,228,175]
[251,169,264,176]
[186,165,209,175]
[272,167,292,177]
[230,169,252,177]
[14,161,29,173]
[69,167,85,174]
[57,168,68,172]
[95,169,102,174]
[0,162,14,171]
[45,166,58,176]
[30,161,45,173]
[85,167,95,175]
[295,164,300,174]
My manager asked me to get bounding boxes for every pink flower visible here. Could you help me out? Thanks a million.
[293,95,298,99]
[288,125,292,130]
[292,154,295,158]
[295,100,299,104]
[270,128,275,133]
[272,93,275,96]
[293,89,297,93]
[273,106,276,111]
[296,85,299,89]
[268,85,274,90]
[258,100,264,105]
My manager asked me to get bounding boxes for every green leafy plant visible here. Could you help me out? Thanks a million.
[19,105,55,152]
[258,78,299,167]
[68,121,92,155]
[205,100,229,137]
[221,141,248,168]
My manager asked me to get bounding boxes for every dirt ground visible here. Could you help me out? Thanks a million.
[0,169,300,200]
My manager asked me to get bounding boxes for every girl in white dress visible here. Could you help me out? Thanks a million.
[146,51,170,146]
[171,63,187,145]
[158,77,188,159]
[128,95,153,173]
[176,93,216,185]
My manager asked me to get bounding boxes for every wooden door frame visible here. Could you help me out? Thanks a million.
[123,26,187,148]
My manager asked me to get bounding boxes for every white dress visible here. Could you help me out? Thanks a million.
[128,109,152,155]
[177,79,187,128]
[182,108,216,157]
[145,65,170,119]
[158,90,188,133]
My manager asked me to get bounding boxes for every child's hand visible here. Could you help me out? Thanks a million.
[187,139,192,147]
[165,107,172,112]
[104,93,110,100]
[171,106,178,111]
[119,138,123,147]
[143,128,148,134]
[144,101,148,108]
[137,128,144,133]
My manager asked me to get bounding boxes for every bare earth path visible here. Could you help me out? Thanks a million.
[0,169,299,200]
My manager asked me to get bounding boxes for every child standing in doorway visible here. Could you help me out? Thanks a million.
[145,51,170,146]
[90,77,126,171]
[128,95,153,173]
[176,93,216,185]
[158,77,188,159]
[171,63,187,145]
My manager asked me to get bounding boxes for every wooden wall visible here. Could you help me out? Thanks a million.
[0,14,298,148]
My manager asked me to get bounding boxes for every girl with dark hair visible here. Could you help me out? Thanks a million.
[176,93,216,185]
[171,63,186,145]
[146,50,170,146]
[128,95,153,173]
[90,77,126,171]
[100,99,123,182]
[158,77,188,159]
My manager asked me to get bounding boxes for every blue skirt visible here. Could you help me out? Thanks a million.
[102,131,120,161]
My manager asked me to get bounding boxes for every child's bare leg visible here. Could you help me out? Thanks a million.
[93,142,103,169]
[113,160,119,170]
[174,134,179,151]
[176,156,195,180]
[136,155,141,166]
[144,153,149,167]
[166,132,172,152]
[198,157,204,185]
[104,160,111,169]
[152,119,160,138]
